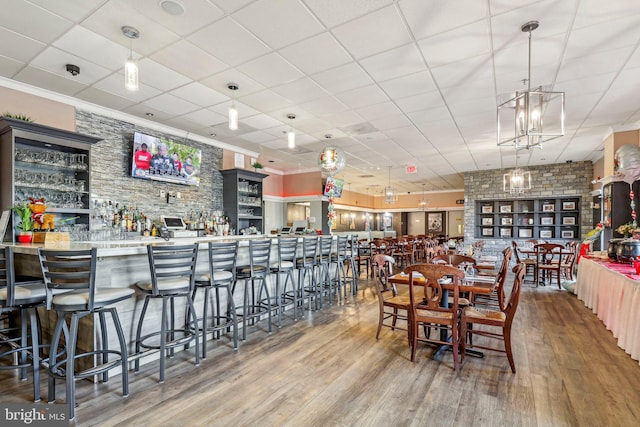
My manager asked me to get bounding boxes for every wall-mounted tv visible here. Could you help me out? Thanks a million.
[131,132,202,186]
[324,176,344,198]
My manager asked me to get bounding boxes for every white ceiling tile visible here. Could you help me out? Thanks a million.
[187,17,270,66]
[208,0,254,13]
[573,0,640,29]
[142,93,200,116]
[137,58,191,91]
[27,0,106,22]
[400,0,487,40]
[409,105,453,126]
[150,40,229,81]
[430,54,492,89]
[0,27,46,63]
[369,114,412,131]
[239,89,293,112]
[0,1,72,43]
[556,72,617,97]
[208,100,260,119]
[418,21,490,68]
[379,71,436,99]
[395,91,444,114]
[279,32,353,75]
[564,15,640,59]
[30,47,112,84]
[201,69,265,97]
[335,84,389,109]
[304,0,393,28]
[53,26,129,71]
[14,66,88,96]
[332,5,412,59]
[355,101,402,121]
[178,108,227,127]
[300,96,349,116]
[0,54,24,77]
[237,53,304,87]
[81,1,180,56]
[321,111,366,128]
[130,0,224,36]
[233,0,324,49]
[122,104,173,122]
[312,62,373,93]
[292,117,332,134]
[93,73,161,102]
[170,82,229,107]
[239,130,277,144]
[75,87,137,111]
[242,114,285,130]
[556,46,635,82]
[359,44,426,82]
[271,78,328,104]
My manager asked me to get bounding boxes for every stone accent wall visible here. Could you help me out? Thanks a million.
[464,161,593,256]
[76,111,224,223]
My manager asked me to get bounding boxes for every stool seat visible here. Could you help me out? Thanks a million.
[135,277,191,292]
[272,260,295,269]
[52,288,133,309]
[0,282,46,304]
[195,270,234,283]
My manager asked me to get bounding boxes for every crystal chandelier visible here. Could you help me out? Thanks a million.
[497,21,565,150]
[503,154,531,195]
[384,166,397,204]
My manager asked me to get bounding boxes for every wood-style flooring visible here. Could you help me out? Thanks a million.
[2,274,640,426]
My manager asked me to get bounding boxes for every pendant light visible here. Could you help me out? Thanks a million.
[227,83,239,131]
[287,114,296,149]
[497,21,565,150]
[419,184,429,210]
[383,166,397,204]
[121,26,140,91]
[503,152,531,195]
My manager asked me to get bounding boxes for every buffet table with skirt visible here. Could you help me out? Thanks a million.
[576,256,640,364]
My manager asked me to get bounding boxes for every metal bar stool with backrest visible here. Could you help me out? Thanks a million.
[316,235,335,308]
[39,248,133,421]
[134,244,200,383]
[192,241,239,359]
[331,234,349,303]
[297,236,319,312]
[235,239,272,341]
[267,237,299,324]
[0,246,46,402]
[344,234,359,296]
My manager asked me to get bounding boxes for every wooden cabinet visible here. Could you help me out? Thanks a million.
[476,196,581,240]
[0,117,100,242]
[222,169,267,235]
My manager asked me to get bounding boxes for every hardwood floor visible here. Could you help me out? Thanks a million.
[2,275,640,426]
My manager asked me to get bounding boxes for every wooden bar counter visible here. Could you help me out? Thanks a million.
[3,234,284,373]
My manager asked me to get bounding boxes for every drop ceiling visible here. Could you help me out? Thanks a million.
[1,0,639,195]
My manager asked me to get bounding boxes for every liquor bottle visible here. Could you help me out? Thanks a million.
[151,223,157,237]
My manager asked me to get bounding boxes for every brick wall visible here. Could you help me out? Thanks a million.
[464,161,593,256]
[76,110,224,223]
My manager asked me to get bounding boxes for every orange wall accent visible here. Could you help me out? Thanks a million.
[604,130,640,176]
[283,171,323,197]
[0,86,76,131]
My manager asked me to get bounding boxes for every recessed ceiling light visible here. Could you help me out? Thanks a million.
[145,112,154,117]
[160,0,185,16]
[210,133,217,137]
[268,160,274,163]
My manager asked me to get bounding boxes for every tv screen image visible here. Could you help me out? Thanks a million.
[324,176,344,197]
[131,132,202,186]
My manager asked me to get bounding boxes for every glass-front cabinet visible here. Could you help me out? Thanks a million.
[476,196,581,240]
[222,168,267,235]
[0,117,101,242]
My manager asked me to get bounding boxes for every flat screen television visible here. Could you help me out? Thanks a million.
[324,176,344,197]
[131,132,202,186]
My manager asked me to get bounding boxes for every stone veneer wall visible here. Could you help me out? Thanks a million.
[76,110,224,223]
[464,160,593,257]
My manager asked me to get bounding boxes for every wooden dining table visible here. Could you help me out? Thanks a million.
[388,272,497,359]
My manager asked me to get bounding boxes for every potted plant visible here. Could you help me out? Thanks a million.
[251,161,264,172]
[12,202,35,243]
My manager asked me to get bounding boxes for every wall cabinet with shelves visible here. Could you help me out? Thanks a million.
[0,117,101,242]
[222,168,267,235]
[475,196,581,240]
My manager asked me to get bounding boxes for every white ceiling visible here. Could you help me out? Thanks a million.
[2,0,640,195]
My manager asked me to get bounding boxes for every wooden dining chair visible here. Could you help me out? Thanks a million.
[373,254,410,342]
[512,240,536,280]
[473,247,512,309]
[460,263,525,373]
[432,254,476,269]
[561,241,578,281]
[405,263,465,370]
[534,243,564,288]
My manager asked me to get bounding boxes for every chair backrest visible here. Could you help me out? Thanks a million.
[207,241,238,283]
[335,235,349,260]
[511,241,523,263]
[147,244,199,295]
[503,263,526,326]
[299,236,318,268]
[276,237,298,266]
[495,248,513,310]
[534,243,563,265]
[432,253,476,268]
[404,263,465,313]
[0,246,16,307]
[371,253,395,286]
[247,239,272,277]
[318,235,333,263]
[38,248,97,310]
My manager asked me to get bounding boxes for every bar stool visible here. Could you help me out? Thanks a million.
[235,239,272,341]
[1,246,45,402]
[134,244,200,383]
[192,241,239,359]
[268,237,299,323]
[316,235,334,308]
[331,235,349,302]
[345,234,359,295]
[38,248,133,421]
[297,236,319,311]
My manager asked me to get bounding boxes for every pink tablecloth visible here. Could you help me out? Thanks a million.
[576,257,640,364]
